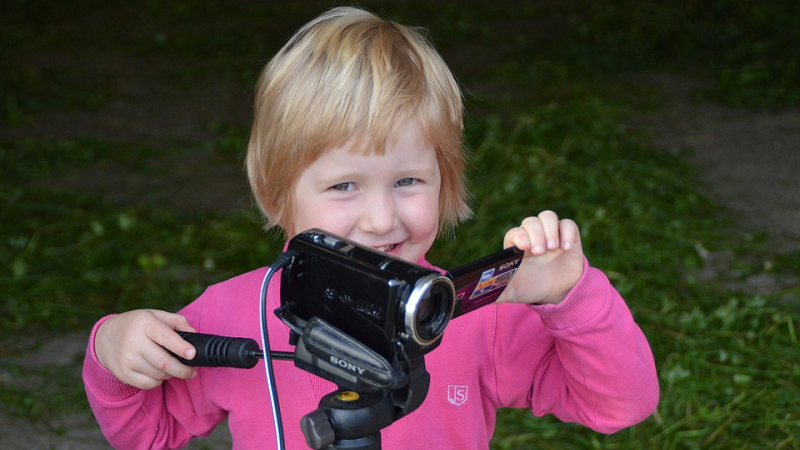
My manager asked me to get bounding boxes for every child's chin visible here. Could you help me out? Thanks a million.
[395,245,425,264]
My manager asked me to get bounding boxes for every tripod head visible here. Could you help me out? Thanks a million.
[296,353,430,450]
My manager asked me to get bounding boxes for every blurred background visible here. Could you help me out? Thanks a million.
[2,1,799,448]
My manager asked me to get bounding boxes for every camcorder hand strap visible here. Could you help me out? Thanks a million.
[275,308,408,392]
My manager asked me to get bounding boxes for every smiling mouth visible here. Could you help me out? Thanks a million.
[375,244,396,253]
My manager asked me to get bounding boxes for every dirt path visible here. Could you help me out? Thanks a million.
[632,74,800,302]
[636,74,800,250]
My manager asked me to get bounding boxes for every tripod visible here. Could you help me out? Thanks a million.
[298,354,430,450]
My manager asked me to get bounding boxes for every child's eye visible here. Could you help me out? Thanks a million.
[396,178,417,187]
[330,182,355,191]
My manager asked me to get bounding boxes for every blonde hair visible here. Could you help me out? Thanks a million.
[246,6,471,235]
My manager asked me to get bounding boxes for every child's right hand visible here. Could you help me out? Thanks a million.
[94,309,199,390]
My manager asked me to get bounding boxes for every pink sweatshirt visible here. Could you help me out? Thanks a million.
[83,258,659,449]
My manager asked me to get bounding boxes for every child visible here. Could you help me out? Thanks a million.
[83,7,659,449]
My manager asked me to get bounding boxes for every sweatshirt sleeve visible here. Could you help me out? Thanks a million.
[493,258,659,434]
[82,315,226,450]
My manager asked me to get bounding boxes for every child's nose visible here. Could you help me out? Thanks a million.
[359,191,397,234]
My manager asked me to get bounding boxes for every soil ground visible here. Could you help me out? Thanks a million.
[635,74,800,251]
[634,74,800,301]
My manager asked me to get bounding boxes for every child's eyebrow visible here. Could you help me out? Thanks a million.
[403,167,439,179]
[313,169,360,181]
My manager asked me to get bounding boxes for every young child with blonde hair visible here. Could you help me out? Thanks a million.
[84,7,659,449]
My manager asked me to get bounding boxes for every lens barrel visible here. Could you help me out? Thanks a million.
[404,274,455,347]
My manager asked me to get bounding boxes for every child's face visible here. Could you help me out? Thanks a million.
[291,122,441,264]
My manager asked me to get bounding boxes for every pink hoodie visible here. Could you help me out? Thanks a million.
[83,258,659,449]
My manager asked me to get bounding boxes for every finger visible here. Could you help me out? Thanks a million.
[519,216,547,255]
[150,310,196,333]
[140,343,198,381]
[143,317,197,364]
[147,311,197,361]
[558,218,580,251]
[127,359,193,390]
[503,227,531,251]
[536,210,561,250]
[113,351,172,390]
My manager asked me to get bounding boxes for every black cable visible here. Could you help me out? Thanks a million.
[258,250,297,450]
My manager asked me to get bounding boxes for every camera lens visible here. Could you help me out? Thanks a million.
[415,293,437,325]
[405,275,455,347]
[415,284,447,342]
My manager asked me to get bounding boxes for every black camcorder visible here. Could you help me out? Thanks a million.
[280,229,455,361]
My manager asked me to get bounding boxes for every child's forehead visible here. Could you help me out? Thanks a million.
[298,126,438,178]
[330,120,435,156]
[300,133,440,184]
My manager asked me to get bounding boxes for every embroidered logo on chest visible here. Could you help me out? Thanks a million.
[447,385,469,406]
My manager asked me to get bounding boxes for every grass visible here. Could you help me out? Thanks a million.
[2,0,799,448]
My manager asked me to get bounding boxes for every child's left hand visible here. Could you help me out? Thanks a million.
[497,211,585,305]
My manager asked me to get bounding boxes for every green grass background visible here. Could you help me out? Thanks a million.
[2,1,799,448]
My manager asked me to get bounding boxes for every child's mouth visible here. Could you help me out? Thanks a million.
[375,244,396,253]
